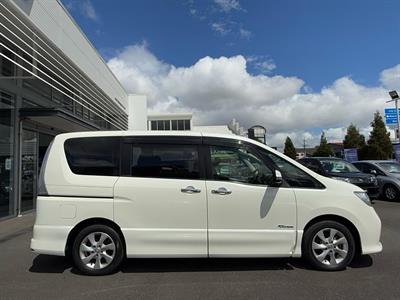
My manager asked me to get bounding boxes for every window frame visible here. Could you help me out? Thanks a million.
[64,136,121,177]
[120,136,206,180]
[203,137,325,189]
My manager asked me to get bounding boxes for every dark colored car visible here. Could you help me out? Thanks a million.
[353,160,400,201]
[298,157,379,198]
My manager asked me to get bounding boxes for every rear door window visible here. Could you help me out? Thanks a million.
[124,144,201,180]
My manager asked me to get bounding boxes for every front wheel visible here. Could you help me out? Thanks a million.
[302,221,355,271]
[72,224,125,275]
[383,184,399,201]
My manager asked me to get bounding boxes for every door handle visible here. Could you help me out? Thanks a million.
[181,186,201,194]
[211,187,232,195]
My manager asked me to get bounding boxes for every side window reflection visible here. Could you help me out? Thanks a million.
[210,145,274,185]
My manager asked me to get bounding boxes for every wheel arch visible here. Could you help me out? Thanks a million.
[65,218,126,257]
[302,214,362,255]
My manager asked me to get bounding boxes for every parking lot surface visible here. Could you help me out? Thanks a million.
[0,200,399,300]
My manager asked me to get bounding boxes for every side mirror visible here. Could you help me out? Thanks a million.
[274,169,283,185]
[370,170,377,176]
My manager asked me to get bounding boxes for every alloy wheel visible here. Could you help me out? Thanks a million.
[311,228,349,266]
[385,186,397,200]
[79,232,116,269]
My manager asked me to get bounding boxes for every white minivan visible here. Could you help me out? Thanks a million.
[31,131,382,275]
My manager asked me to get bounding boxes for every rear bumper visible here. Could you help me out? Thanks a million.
[30,225,71,256]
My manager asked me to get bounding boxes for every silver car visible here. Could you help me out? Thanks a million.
[353,160,400,201]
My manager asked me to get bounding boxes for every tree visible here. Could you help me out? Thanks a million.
[365,111,392,159]
[343,124,366,149]
[283,136,297,159]
[313,132,334,157]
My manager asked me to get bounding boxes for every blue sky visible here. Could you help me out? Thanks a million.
[64,0,399,90]
[62,0,400,147]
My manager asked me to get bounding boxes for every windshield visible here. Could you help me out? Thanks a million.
[319,159,360,173]
[377,162,400,173]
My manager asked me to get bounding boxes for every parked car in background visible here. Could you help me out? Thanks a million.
[353,160,400,201]
[298,157,379,198]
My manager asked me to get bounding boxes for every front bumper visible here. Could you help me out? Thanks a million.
[359,207,383,255]
[365,186,380,199]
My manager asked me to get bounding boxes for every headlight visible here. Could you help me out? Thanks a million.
[333,177,350,183]
[354,191,372,206]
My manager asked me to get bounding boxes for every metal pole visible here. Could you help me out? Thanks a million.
[396,99,400,143]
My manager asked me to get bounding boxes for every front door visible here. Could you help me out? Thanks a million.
[114,138,208,257]
[206,142,297,257]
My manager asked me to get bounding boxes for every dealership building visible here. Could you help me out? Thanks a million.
[0,0,149,220]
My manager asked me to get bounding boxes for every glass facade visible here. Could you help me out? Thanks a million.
[150,119,191,131]
[0,92,15,218]
[0,2,129,219]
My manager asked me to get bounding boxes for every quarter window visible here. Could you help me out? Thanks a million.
[210,145,274,185]
[128,144,200,179]
[261,150,324,189]
[64,137,120,176]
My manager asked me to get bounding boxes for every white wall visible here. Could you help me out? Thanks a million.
[128,94,148,130]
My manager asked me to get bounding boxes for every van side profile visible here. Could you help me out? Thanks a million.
[31,131,382,275]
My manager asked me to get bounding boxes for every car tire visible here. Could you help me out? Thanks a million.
[302,221,355,271]
[383,184,399,201]
[72,224,125,275]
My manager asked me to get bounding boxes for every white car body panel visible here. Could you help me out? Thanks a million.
[207,182,296,257]
[114,177,208,257]
[31,131,382,259]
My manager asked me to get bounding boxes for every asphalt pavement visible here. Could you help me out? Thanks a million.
[0,200,399,300]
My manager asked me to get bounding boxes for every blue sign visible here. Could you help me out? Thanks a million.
[344,148,358,163]
[394,144,400,162]
[384,108,400,125]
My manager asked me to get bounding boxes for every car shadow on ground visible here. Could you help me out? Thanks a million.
[29,254,373,275]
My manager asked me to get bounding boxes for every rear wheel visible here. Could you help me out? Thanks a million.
[302,221,355,271]
[383,184,399,201]
[72,224,124,275]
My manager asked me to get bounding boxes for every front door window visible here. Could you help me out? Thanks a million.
[210,145,274,185]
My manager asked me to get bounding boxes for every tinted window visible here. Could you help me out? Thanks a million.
[128,144,200,179]
[210,145,274,185]
[184,120,191,130]
[171,120,178,130]
[300,159,323,174]
[64,137,120,176]
[262,151,324,189]
[178,120,184,130]
[319,159,359,173]
[377,162,400,174]
[157,120,164,130]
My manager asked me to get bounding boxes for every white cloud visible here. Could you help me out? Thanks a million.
[214,0,242,13]
[239,28,252,39]
[108,43,395,147]
[211,22,231,35]
[79,0,98,21]
[380,64,400,90]
[247,55,276,73]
